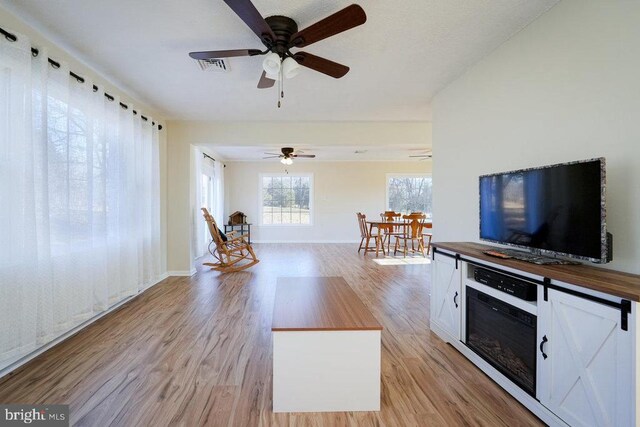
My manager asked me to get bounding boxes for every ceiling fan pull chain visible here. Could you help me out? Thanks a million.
[281,68,284,103]
[277,66,284,108]
[276,67,280,108]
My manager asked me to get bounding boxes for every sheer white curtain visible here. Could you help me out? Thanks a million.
[192,148,224,260]
[0,32,161,371]
[213,159,225,226]
[192,146,205,259]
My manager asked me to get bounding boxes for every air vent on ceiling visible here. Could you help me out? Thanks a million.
[196,58,230,72]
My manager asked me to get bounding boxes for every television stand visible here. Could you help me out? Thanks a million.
[430,242,639,427]
[484,248,581,265]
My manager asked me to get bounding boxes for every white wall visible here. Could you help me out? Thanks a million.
[225,161,430,242]
[168,121,431,147]
[432,0,640,273]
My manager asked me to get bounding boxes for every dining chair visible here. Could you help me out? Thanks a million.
[381,211,401,221]
[423,221,433,255]
[409,212,433,255]
[380,211,403,252]
[394,213,427,257]
[356,212,385,257]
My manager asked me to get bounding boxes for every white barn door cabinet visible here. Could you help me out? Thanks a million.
[430,252,461,342]
[538,288,634,427]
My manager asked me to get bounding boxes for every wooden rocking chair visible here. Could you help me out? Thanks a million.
[201,208,259,273]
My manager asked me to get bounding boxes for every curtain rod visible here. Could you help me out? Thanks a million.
[203,153,215,162]
[1,26,162,131]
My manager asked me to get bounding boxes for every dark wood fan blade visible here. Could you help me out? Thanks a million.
[189,49,262,60]
[290,4,366,48]
[263,156,281,159]
[257,71,276,88]
[293,52,349,78]
[264,152,281,156]
[292,154,316,158]
[223,0,275,43]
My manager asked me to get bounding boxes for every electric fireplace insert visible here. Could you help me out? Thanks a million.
[466,287,537,396]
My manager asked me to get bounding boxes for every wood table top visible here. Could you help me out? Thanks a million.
[367,220,432,228]
[367,220,407,225]
[272,277,383,331]
[433,242,640,301]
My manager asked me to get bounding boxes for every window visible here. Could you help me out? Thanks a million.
[260,174,312,225]
[386,174,432,218]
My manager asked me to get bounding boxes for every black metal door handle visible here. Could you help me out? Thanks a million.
[453,291,459,308]
[539,335,548,359]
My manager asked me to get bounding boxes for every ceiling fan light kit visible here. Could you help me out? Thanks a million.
[189,1,367,107]
[262,52,281,75]
[282,57,301,79]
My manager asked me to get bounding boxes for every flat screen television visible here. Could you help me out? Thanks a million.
[479,158,609,263]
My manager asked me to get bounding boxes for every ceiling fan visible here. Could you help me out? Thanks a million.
[189,0,367,92]
[264,147,316,165]
[410,151,433,161]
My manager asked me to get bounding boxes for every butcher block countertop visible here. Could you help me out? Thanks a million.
[272,277,383,332]
[432,242,640,302]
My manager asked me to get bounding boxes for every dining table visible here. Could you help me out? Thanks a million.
[366,220,432,233]
[366,220,433,255]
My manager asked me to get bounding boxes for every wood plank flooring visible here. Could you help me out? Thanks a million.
[0,244,543,426]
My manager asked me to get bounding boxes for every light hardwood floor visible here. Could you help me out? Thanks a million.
[0,244,543,426]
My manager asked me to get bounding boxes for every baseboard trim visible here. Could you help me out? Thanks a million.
[0,272,171,380]
[253,240,360,244]
[167,269,197,276]
[143,272,169,289]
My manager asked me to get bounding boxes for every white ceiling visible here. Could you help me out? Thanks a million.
[1,0,557,121]
[214,145,432,162]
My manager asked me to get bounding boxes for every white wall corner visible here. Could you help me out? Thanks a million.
[167,269,197,277]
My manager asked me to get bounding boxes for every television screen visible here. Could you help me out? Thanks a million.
[479,159,605,262]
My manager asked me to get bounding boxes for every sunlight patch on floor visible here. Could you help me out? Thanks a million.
[372,256,431,266]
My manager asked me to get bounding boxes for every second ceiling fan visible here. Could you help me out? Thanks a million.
[189,0,367,90]
[264,147,315,165]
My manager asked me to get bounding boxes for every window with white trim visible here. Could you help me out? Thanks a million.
[260,174,312,225]
[386,174,432,218]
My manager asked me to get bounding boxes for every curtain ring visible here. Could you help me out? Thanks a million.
[1,28,17,42]
[71,72,85,84]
